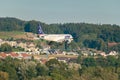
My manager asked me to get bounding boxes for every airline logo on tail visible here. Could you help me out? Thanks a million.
[38,24,44,34]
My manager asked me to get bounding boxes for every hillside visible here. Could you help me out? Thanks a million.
[0,31,36,41]
[0,17,120,52]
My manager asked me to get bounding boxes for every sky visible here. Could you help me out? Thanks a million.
[0,0,120,25]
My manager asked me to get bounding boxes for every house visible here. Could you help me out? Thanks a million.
[108,42,118,47]
[108,51,118,56]
[81,51,89,56]
[18,42,27,49]
[0,52,31,59]
[56,57,70,63]
[0,53,7,59]
[20,53,31,59]
[9,52,19,58]
[98,52,107,57]
[66,52,78,55]
[0,39,3,42]
[40,59,48,64]
[9,41,17,47]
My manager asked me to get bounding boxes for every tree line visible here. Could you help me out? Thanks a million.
[0,17,120,52]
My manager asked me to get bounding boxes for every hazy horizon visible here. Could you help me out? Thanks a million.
[0,0,120,25]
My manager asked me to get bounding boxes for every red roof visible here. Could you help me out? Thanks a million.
[40,59,48,64]
[0,53,7,58]
[10,53,19,57]
[21,53,29,57]
[108,42,118,47]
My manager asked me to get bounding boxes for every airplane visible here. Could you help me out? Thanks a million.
[37,24,73,43]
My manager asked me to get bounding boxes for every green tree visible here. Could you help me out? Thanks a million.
[26,61,37,79]
[24,21,39,33]
[0,58,18,80]
[0,43,12,52]
[77,54,82,64]
[46,59,59,68]
[106,56,117,66]
[50,73,65,80]
[36,63,48,76]
[82,57,96,67]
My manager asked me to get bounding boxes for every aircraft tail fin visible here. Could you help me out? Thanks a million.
[38,24,44,34]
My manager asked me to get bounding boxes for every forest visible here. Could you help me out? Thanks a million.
[0,17,120,52]
[0,55,120,80]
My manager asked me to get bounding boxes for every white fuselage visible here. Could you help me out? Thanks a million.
[39,34,73,43]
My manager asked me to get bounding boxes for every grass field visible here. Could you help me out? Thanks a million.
[0,31,35,40]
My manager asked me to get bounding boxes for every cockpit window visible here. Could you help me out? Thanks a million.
[65,36,70,39]
[41,36,44,38]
